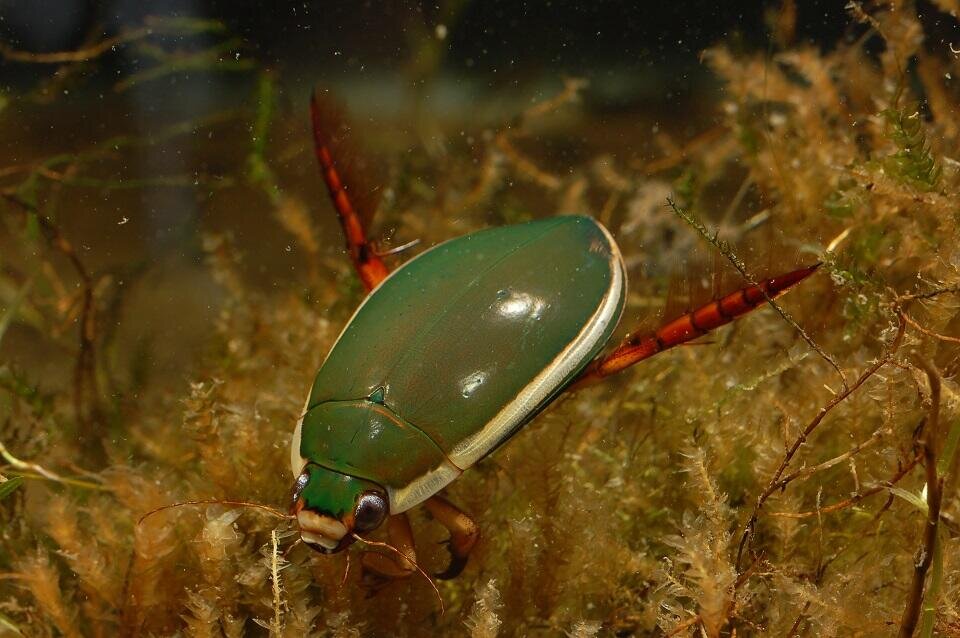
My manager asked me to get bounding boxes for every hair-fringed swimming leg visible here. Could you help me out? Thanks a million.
[570,264,820,390]
[423,494,480,580]
[310,92,389,291]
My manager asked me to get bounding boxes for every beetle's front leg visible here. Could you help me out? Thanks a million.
[360,512,418,582]
[424,495,480,580]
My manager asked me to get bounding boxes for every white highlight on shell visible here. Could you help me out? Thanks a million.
[459,370,488,398]
[495,289,546,320]
[447,221,626,469]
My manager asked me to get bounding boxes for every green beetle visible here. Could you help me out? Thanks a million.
[290,94,818,580]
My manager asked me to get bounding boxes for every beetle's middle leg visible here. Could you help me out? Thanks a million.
[310,93,389,291]
[360,512,418,581]
[423,494,480,580]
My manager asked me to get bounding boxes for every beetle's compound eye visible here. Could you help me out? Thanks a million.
[353,492,387,532]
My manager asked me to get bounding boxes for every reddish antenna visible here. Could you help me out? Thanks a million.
[138,499,294,526]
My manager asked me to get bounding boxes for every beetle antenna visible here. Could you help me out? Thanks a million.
[282,537,303,558]
[338,551,352,589]
[351,532,444,614]
[138,499,295,526]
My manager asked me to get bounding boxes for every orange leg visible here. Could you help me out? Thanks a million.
[360,513,417,581]
[571,263,821,390]
[310,93,389,291]
[423,495,480,580]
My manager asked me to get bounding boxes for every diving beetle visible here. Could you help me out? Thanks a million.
[289,94,819,581]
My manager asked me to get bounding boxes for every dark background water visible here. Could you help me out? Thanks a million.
[2,0,853,94]
[0,0,933,388]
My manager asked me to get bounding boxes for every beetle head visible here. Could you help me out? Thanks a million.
[290,463,389,553]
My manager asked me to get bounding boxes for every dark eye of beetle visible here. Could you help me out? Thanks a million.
[353,492,387,531]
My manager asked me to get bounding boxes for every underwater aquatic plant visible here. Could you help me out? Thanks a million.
[880,107,943,192]
[0,2,959,636]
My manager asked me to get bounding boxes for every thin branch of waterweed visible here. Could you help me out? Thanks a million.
[0,476,24,501]
[688,352,809,423]
[0,28,152,64]
[0,441,106,491]
[0,110,240,204]
[891,285,960,346]
[773,426,887,491]
[270,528,283,635]
[493,77,589,192]
[664,613,702,637]
[939,418,960,480]
[0,610,22,637]
[899,312,960,344]
[767,452,921,519]
[665,197,848,391]
[0,104,237,185]
[846,2,884,36]
[919,529,945,638]
[459,78,590,211]
[45,174,235,191]
[888,486,929,514]
[891,283,960,485]
[1,193,98,425]
[786,601,813,638]
[845,2,909,106]
[114,46,255,93]
[522,77,588,122]
[4,471,107,492]
[736,316,906,571]
[494,135,561,191]
[0,16,227,64]
[896,284,960,304]
[898,359,944,638]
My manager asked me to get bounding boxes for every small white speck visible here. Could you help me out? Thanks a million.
[118,216,129,225]
[459,370,487,398]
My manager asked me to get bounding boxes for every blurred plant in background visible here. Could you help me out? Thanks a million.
[1,1,959,636]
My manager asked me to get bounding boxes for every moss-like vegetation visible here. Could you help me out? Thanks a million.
[2,3,960,636]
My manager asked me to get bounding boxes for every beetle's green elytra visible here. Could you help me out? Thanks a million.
[291,216,626,526]
[289,93,819,580]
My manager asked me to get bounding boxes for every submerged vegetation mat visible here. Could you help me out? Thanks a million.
[1,3,960,636]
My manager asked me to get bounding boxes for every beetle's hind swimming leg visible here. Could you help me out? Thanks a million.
[359,512,419,583]
[570,263,821,390]
[310,91,389,291]
[423,494,480,580]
